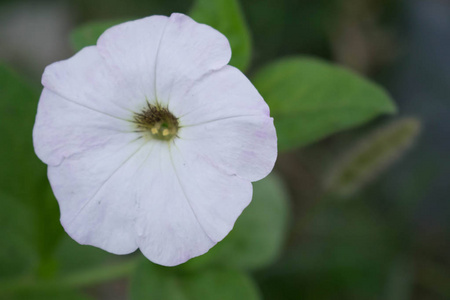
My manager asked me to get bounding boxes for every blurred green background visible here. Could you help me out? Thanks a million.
[1,0,450,299]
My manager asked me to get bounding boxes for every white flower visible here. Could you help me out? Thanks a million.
[33,13,277,266]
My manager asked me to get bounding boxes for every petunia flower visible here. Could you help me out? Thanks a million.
[33,13,277,266]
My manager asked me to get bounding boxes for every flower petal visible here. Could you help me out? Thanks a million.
[134,142,218,266]
[96,15,169,108]
[42,46,141,119]
[177,115,277,182]
[48,136,149,255]
[33,89,137,166]
[155,13,231,107]
[170,142,253,243]
[174,65,270,124]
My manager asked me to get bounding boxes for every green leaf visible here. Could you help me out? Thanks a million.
[0,193,37,280]
[70,19,129,51]
[130,261,260,300]
[0,64,43,204]
[34,187,64,278]
[325,117,421,196]
[0,64,63,271]
[258,201,397,299]
[190,0,252,71]
[252,57,397,151]
[53,236,114,276]
[185,174,290,271]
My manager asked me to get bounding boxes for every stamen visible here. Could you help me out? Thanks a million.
[134,102,179,141]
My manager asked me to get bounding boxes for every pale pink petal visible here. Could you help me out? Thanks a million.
[170,142,253,243]
[33,89,137,166]
[155,13,231,109]
[134,142,218,266]
[177,115,277,182]
[174,65,270,124]
[48,137,149,254]
[96,16,168,109]
[42,46,141,119]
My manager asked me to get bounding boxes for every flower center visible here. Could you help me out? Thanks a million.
[134,103,179,141]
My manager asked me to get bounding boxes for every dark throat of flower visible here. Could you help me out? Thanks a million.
[134,102,179,141]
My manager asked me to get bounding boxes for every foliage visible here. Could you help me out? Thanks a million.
[252,57,397,151]
[0,64,63,275]
[130,261,260,300]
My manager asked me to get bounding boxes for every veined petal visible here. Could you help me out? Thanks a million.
[135,142,216,266]
[33,89,137,166]
[177,115,277,182]
[48,137,149,255]
[170,142,253,243]
[156,13,231,109]
[96,15,169,109]
[42,46,141,119]
[176,66,270,123]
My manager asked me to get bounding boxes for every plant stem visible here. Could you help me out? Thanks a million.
[0,257,140,294]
